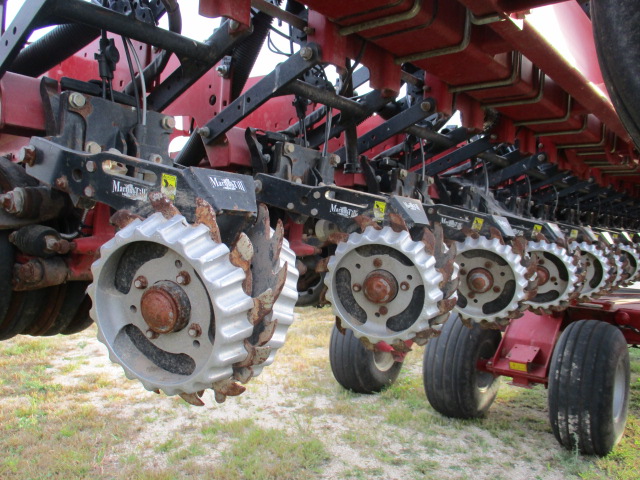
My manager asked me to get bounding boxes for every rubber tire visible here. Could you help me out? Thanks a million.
[548,320,630,456]
[329,324,402,394]
[423,313,501,419]
[296,271,325,307]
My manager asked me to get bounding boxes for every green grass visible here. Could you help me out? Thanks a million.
[0,312,638,479]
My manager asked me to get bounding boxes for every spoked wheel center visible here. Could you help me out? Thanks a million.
[344,248,423,335]
[457,250,515,315]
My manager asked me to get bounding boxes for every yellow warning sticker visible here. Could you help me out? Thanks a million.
[570,229,579,239]
[613,233,619,239]
[533,224,543,234]
[509,362,528,372]
[161,173,177,200]
[374,201,386,221]
[472,217,484,231]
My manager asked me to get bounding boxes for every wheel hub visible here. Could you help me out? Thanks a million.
[362,269,398,304]
[536,266,550,286]
[466,268,493,294]
[140,280,190,334]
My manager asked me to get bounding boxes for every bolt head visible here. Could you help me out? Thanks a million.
[197,127,210,137]
[86,160,96,172]
[134,276,148,289]
[299,46,313,60]
[228,19,240,31]
[83,185,95,197]
[161,116,175,131]
[284,143,295,154]
[287,202,294,210]
[352,283,362,292]
[85,141,102,154]
[69,92,86,109]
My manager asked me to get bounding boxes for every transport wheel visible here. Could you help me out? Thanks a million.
[296,256,325,307]
[548,320,630,456]
[329,323,402,394]
[423,313,501,419]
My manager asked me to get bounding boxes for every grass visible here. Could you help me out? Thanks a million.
[0,308,637,479]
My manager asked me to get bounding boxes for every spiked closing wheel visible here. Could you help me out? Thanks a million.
[618,244,640,286]
[455,236,528,326]
[325,226,454,346]
[577,242,612,299]
[525,240,581,314]
[89,200,298,405]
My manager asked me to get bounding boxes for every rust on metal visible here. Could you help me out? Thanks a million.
[315,256,331,273]
[327,232,350,244]
[54,176,69,191]
[437,296,458,314]
[233,366,254,383]
[421,227,436,255]
[134,275,148,289]
[194,197,222,243]
[176,270,191,286]
[140,281,191,334]
[362,269,398,304]
[229,232,254,295]
[212,378,247,402]
[467,267,494,293]
[179,392,205,406]
[335,316,346,335]
[488,226,505,245]
[149,192,181,219]
[256,318,278,346]
[511,235,528,256]
[388,212,408,233]
[110,209,143,230]
[354,215,381,232]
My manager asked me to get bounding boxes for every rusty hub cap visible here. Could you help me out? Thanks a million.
[140,280,191,334]
[466,268,494,294]
[363,269,398,304]
[536,266,550,286]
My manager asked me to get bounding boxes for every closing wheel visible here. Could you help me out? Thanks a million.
[548,320,630,456]
[577,242,610,300]
[329,323,402,394]
[89,201,298,403]
[525,240,581,314]
[325,225,456,347]
[422,313,501,419]
[455,236,529,326]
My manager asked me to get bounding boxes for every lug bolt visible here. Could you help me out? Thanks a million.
[134,276,148,289]
[460,268,467,275]
[493,286,501,293]
[352,283,362,292]
[550,276,557,282]
[145,329,158,340]
[468,292,475,298]
[484,262,493,269]
[176,271,191,285]
[379,306,388,315]
[400,282,410,291]
[284,143,295,154]
[373,258,382,268]
[188,324,202,337]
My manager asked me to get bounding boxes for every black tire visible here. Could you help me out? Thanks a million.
[296,271,325,307]
[60,293,93,335]
[329,323,402,394]
[423,313,501,419]
[592,0,640,149]
[548,320,630,456]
